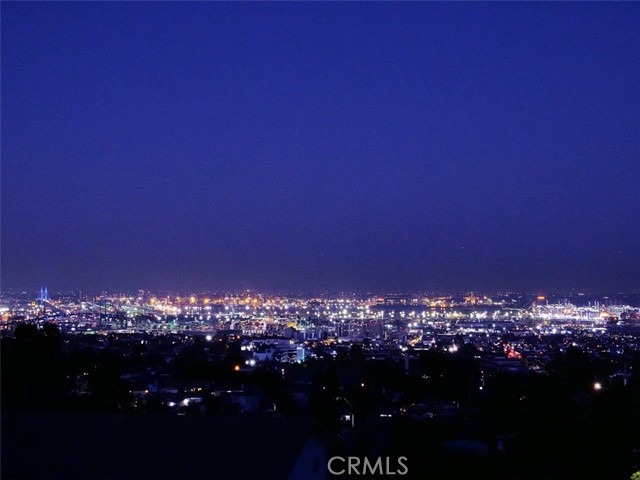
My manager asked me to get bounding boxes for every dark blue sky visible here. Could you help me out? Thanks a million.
[2,2,639,293]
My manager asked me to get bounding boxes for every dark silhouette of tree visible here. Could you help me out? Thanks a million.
[172,339,208,380]
[1,322,65,411]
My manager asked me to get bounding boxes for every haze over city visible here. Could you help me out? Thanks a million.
[2,2,639,294]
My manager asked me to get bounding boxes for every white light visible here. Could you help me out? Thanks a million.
[593,382,602,391]
[205,335,213,342]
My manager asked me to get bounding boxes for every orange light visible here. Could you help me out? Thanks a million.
[234,365,240,372]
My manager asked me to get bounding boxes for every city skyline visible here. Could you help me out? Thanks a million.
[2,4,639,479]
[4,285,640,299]
[2,2,639,293]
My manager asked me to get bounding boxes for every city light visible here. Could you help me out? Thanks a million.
[2,4,637,478]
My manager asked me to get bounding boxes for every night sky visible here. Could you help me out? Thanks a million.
[2,2,638,293]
